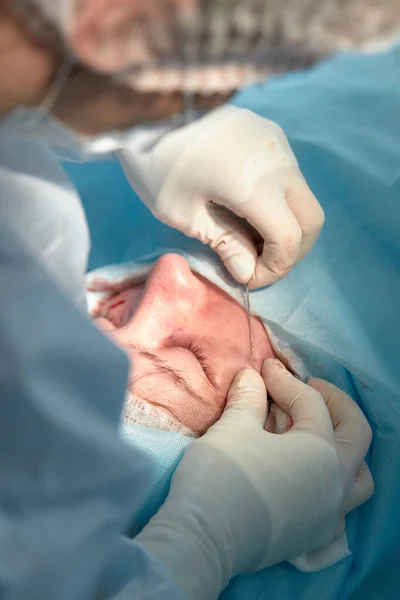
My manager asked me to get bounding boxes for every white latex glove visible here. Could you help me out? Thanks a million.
[137,360,346,600]
[117,105,324,289]
[267,377,374,536]
[309,378,374,535]
[275,377,374,572]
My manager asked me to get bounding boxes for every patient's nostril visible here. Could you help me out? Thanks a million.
[101,288,143,328]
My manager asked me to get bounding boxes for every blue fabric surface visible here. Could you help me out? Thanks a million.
[0,223,184,600]
[65,45,400,600]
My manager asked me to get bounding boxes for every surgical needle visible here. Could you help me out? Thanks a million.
[245,284,254,364]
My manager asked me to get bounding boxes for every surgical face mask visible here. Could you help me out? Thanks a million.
[4,1,321,155]
[0,58,193,158]
[0,102,191,158]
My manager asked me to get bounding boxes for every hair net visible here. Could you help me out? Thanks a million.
[124,392,197,438]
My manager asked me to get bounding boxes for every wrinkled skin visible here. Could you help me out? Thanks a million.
[93,254,275,434]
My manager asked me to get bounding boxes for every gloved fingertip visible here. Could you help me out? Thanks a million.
[262,358,289,378]
[307,377,325,387]
[334,517,346,540]
[225,256,254,284]
[247,270,273,290]
[231,368,265,392]
[356,461,374,491]
[308,378,335,395]
[247,265,284,290]
[226,369,267,424]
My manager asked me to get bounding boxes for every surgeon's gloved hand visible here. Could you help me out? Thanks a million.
[137,360,344,600]
[309,378,374,537]
[117,106,324,289]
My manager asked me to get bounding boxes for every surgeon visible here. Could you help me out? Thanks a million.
[0,1,373,599]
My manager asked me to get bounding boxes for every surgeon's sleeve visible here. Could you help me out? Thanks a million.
[0,222,185,600]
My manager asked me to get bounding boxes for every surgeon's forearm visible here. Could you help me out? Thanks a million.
[137,500,232,600]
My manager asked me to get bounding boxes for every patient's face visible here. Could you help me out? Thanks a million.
[94,254,275,434]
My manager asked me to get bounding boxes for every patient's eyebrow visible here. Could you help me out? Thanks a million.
[127,345,213,407]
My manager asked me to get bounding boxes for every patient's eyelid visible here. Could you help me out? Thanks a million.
[179,337,213,381]
[127,344,213,407]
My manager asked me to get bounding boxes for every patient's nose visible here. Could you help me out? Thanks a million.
[143,254,201,303]
[127,253,204,342]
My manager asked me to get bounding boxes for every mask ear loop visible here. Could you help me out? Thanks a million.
[181,6,200,124]
[37,55,75,116]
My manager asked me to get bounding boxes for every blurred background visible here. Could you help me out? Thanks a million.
[140,0,400,105]
[216,0,400,74]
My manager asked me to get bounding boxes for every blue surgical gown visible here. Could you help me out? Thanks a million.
[0,223,184,599]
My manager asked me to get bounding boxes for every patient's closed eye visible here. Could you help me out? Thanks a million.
[178,337,213,382]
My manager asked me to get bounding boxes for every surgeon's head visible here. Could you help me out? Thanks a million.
[1,0,199,128]
[0,0,235,134]
[2,0,300,136]
[92,253,275,435]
